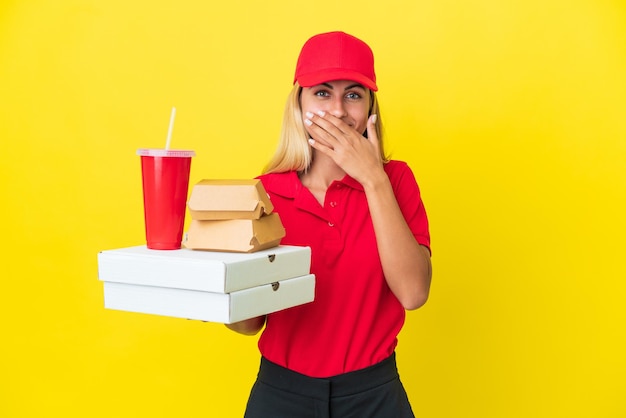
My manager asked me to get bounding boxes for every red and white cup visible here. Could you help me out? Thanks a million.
[137,149,195,250]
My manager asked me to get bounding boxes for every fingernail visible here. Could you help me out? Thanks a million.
[305,111,314,118]
[304,119,312,126]
[371,114,378,124]
[317,110,326,117]
[308,138,315,145]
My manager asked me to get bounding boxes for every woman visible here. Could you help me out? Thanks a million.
[227,31,432,418]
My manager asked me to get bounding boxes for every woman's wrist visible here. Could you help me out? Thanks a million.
[361,168,390,193]
[225,316,266,335]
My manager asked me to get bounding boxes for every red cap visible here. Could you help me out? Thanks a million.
[294,31,378,91]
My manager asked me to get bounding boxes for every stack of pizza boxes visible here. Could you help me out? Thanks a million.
[97,180,315,324]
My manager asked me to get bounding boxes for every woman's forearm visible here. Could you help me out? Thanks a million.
[363,174,432,310]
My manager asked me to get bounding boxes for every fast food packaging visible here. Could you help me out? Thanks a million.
[184,179,285,252]
[97,245,314,323]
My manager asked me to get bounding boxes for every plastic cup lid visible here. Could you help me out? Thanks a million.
[137,149,195,157]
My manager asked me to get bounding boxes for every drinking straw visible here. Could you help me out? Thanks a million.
[165,107,176,150]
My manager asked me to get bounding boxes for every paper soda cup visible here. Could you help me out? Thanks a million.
[137,149,195,250]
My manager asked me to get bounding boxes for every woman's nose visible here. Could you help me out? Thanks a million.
[328,97,347,118]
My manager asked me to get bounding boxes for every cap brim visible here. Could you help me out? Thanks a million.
[297,69,378,91]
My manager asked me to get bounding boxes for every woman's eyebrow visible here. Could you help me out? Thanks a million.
[344,83,366,91]
[318,82,366,90]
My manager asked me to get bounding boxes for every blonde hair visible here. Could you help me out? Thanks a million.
[263,82,388,174]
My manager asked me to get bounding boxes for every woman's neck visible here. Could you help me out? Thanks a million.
[301,154,345,187]
[299,153,345,204]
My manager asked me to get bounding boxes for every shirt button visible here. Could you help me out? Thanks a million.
[329,201,337,208]
[328,222,335,227]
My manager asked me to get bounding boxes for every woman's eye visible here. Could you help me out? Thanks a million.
[315,90,330,97]
[346,92,361,100]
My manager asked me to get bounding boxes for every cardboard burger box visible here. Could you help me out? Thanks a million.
[98,245,315,323]
[187,179,274,220]
[184,179,286,253]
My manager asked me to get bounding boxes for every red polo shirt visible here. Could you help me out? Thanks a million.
[257,160,430,378]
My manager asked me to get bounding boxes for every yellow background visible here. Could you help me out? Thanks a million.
[1,0,625,417]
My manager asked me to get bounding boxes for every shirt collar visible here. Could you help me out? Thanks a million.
[258,171,300,198]
[259,171,364,199]
[339,175,364,191]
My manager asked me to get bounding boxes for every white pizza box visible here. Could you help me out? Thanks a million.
[102,273,315,324]
[97,245,311,293]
